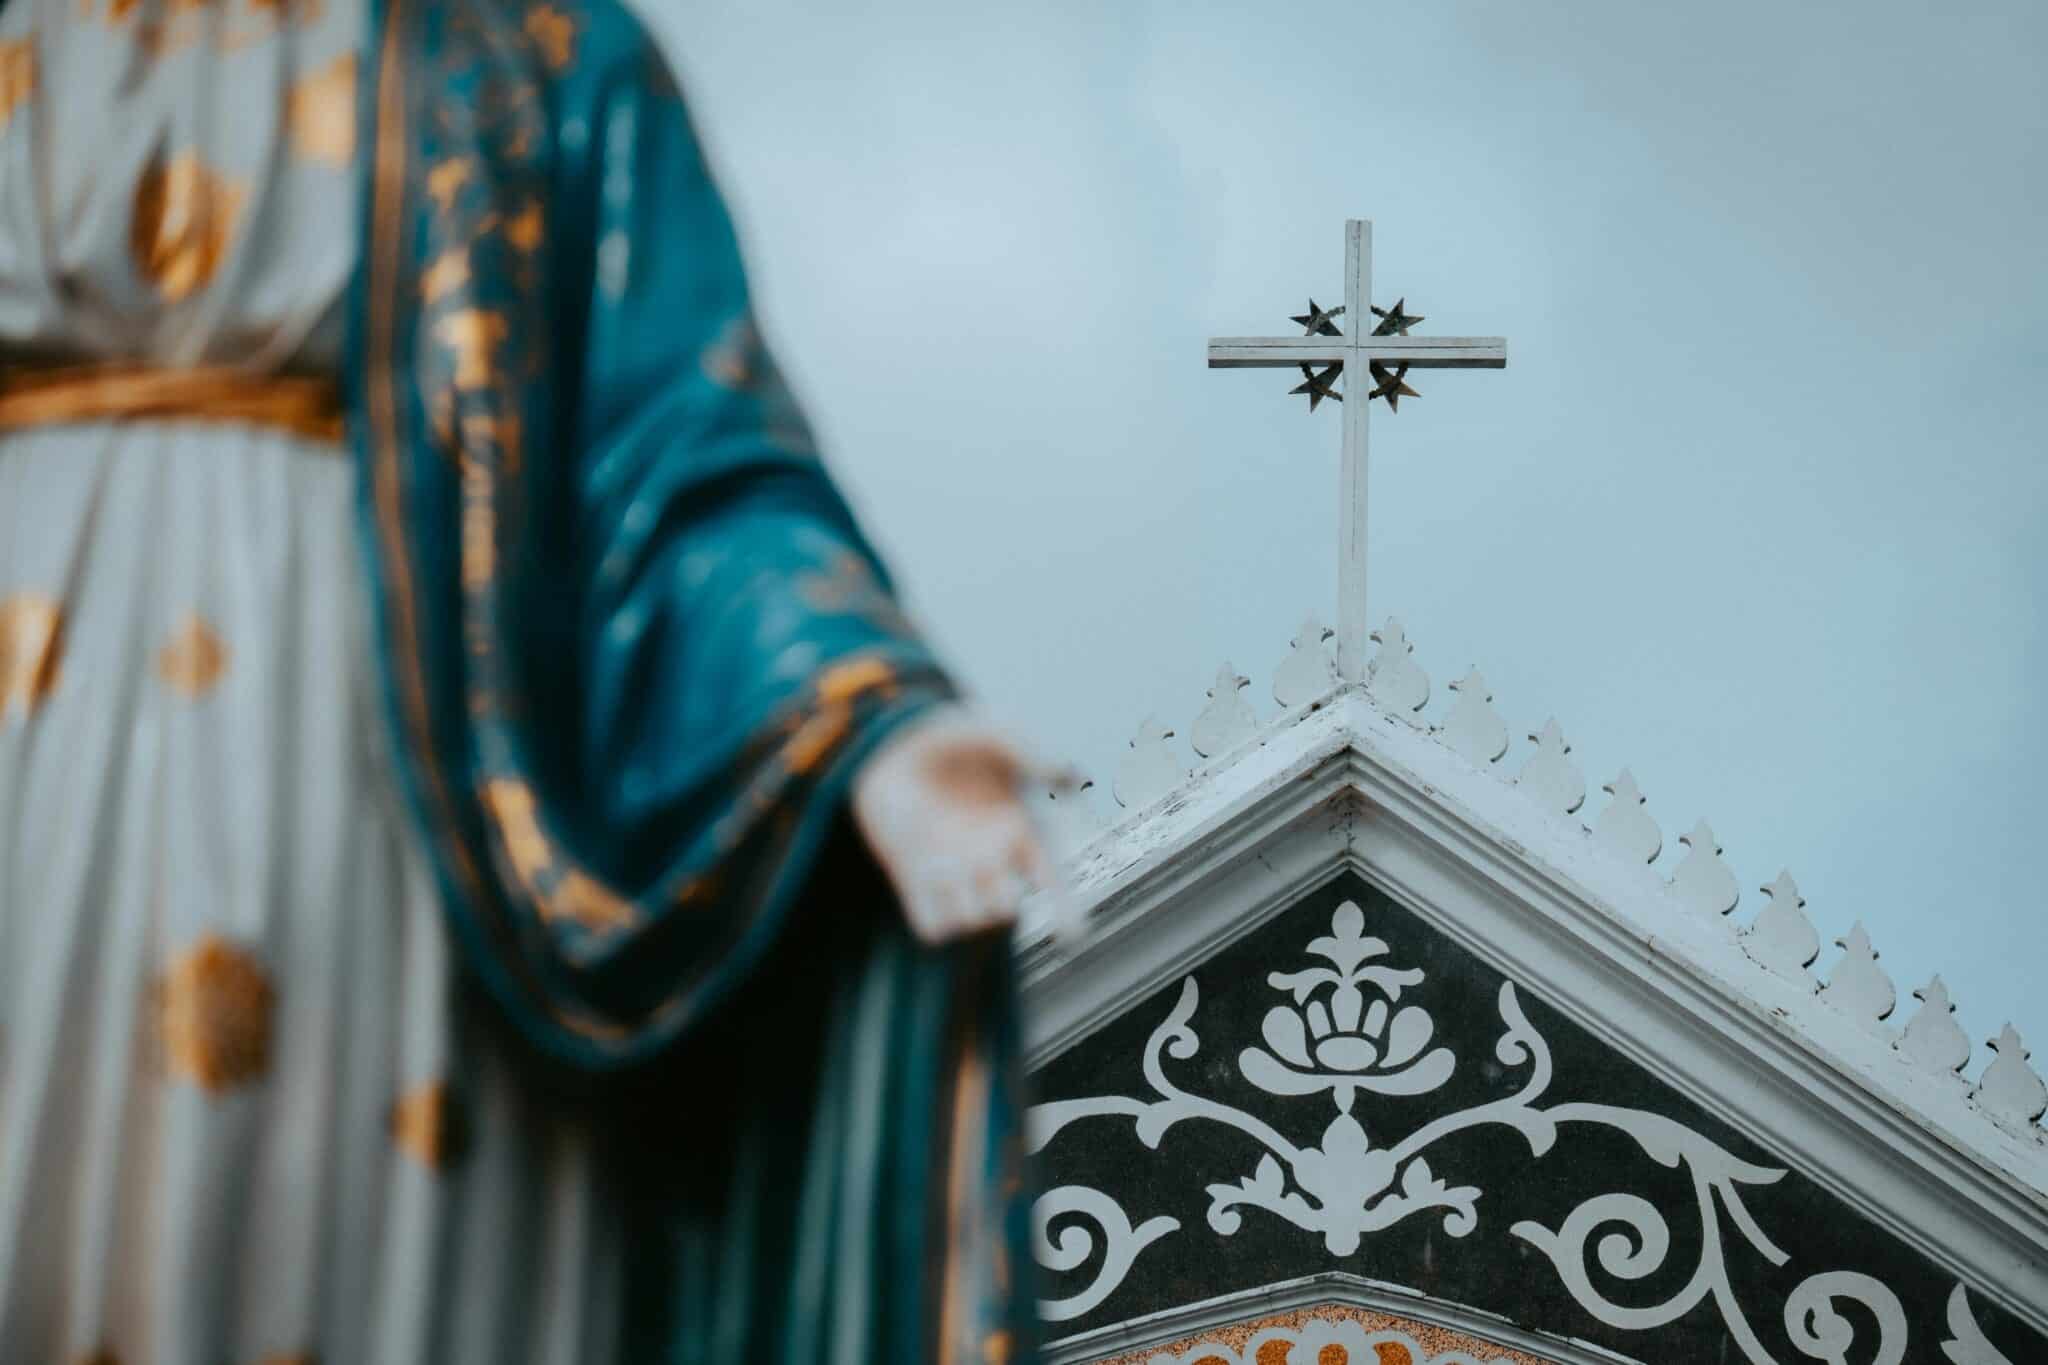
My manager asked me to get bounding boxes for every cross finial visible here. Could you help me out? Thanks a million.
[1207,220,1506,681]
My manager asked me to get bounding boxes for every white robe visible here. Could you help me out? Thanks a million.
[0,3,619,1360]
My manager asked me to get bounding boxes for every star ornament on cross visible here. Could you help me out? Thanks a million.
[1207,219,1507,683]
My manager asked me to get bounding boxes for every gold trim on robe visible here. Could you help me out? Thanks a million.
[0,364,345,442]
[131,151,248,302]
[157,612,231,698]
[0,38,33,133]
[159,933,276,1095]
[0,594,64,717]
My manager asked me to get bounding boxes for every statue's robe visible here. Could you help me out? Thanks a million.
[346,1,1035,1356]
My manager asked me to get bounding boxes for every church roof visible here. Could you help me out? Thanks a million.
[1015,614,2048,1339]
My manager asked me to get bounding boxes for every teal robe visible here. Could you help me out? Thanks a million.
[342,1,1036,1357]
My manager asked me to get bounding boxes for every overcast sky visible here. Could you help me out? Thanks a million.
[642,2,2048,1066]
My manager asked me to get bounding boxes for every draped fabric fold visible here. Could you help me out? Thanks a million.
[347,3,1040,1354]
[350,0,957,1070]
[0,0,1036,1356]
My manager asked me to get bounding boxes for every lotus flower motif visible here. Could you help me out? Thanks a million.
[1239,900,1455,1108]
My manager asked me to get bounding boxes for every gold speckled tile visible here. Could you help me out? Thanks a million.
[1089,1303,1561,1365]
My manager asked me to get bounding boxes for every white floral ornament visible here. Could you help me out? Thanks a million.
[1588,769,1661,867]
[1031,1184,1179,1322]
[1437,668,1509,769]
[1030,903,1796,1315]
[1897,976,1973,1076]
[1743,870,1821,987]
[1971,1024,2047,1129]
[1515,717,1585,817]
[1035,770,1102,857]
[1114,715,1184,811]
[1191,663,1257,758]
[1240,900,1456,1110]
[1667,819,1739,927]
[1366,617,1429,723]
[1273,616,1339,709]
[1942,1283,2019,1364]
[1820,922,1896,1034]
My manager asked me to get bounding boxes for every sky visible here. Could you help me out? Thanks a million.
[640,2,2048,1067]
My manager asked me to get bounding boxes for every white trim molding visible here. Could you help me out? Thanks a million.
[1039,1272,1646,1365]
[1016,684,2048,1341]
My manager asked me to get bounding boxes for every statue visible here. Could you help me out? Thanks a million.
[0,2,1045,1360]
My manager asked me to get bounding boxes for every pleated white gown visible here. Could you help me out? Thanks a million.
[0,3,620,1361]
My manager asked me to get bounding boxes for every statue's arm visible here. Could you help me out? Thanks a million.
[550,10,1052,943]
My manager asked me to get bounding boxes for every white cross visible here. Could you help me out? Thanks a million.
[1207,219,1506,682]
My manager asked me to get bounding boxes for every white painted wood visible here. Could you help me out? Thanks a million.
[1206,336,1508,367]
[1035,771,1105,860]
[1337,222,1371,681]
[1190,664,1258,759]
[1514,717,1585,817]
[1897,976,1974,1076]
[1436,667,1508,769]
[1972,1025,2048,1129]
[1742,870,1822,987]
[1013,689,2048,1336]
[1112,716,1185,812]
[1365,618,1429,723]
[1667,819,1739,927]
[1587,770,1661,867]
[1820,922,1897,1034]
[1273,617,1340,709]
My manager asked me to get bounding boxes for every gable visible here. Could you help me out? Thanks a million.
[1027,875,2043,1363]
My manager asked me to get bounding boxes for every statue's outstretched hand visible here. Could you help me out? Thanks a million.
[851,705,1059,945]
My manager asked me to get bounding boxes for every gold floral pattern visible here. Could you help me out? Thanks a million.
[80,0,326,57]
[479,777,639,933]
[286,51,356,167]
[783,704,853,776]
[420,248,472,304]
[815,654,898,706]
[131,151,247,301]
[433,308,509,390]
[503,199,545,253]
[156,612,229,698]
[548,871,635,933]
[0,593,64,717]
[700,315,763,390]
[523,3,579,71]
[0,37,33,134]
[160,933,275,1094]
[390,1080,464,1171]
[425,158,472,213]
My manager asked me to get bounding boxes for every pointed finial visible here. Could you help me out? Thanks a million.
[1273,616,1340,709]
[1741,870,1821,987]
[1896,976,1973,1076]
[1034,769,1103,857]
[1515,717,1585,817]
[1436,668,1509,769]
[1587,769,1661,867]
[1667,819,1739,928]
[1972,1024,2047,1128]
[1366,617,1429,724]
[1112,716,1184,812]
[1190,663,1257,758]
[1819,921,1896,1033]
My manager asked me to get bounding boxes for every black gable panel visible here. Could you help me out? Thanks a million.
[1029,874,2043,1361]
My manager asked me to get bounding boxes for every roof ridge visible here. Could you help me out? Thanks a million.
[1025,611,2048,1162]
